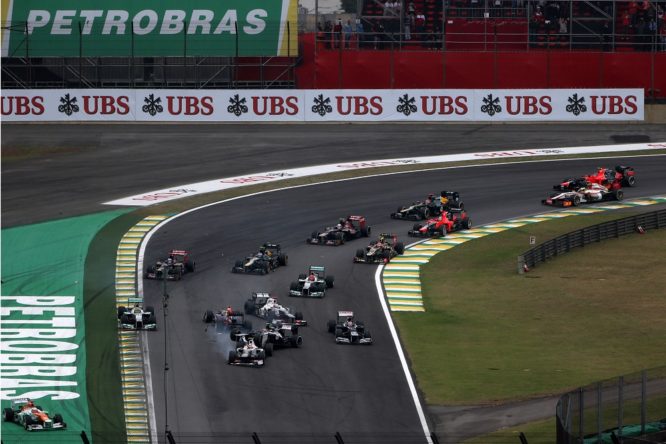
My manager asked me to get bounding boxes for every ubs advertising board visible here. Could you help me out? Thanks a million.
[0,0,298,57]
[1,89,645,122]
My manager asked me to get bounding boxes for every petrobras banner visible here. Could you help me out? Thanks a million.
[0,0,298,57]
[1,89,644,122]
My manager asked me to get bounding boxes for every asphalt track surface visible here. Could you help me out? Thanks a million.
[3,123,666,444]
[2,123,665,227]
[141,156,666,443]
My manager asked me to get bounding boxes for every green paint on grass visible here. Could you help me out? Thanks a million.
[394,211,666,406]
[1,209,133,444]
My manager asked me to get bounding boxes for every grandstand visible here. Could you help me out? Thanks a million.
[1,1,665,95]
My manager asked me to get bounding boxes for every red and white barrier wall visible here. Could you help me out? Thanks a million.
[1,88,643,122]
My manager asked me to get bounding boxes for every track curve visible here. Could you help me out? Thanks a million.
[142,155,666,443]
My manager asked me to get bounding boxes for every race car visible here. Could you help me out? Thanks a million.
[145,249,195,280]
[354,233,405,264]
[202,307,252,335]
[289,265,334,298]
[117,298,157,330]
[308,215,371,246]
[244,292,307,326]
[408,208,472,238]
[543,182,624,207]
[327,311,373,345]
[555,165,635,192]
[3,399,66,431]
[390,191,464,220]
[232,243,288,274]
[252,320,303,349]
[227,336,271,367]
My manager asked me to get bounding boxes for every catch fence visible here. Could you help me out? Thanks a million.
[518,209,666,273]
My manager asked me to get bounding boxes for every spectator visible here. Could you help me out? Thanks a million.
[558,17,568,34]
[415,11,426,41]
[343,19,353,48]
[333,18,342,48]
[355,19,364,49]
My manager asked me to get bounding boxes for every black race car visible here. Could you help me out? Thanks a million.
[390,191,464,220]
[308,215,371,246]
[327,310,373,345]
[232,243,288,274]
[145,249,195,280]
[203,307,252,336]
[252,320,303,349]
[354,233,405,264]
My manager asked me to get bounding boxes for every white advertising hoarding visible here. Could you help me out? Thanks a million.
[1,89,644,122]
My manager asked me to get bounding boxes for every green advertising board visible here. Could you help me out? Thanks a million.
[1,0,298,57]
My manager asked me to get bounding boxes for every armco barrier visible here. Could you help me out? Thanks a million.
[518,209,666,273]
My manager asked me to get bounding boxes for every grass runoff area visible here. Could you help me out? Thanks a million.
[392,210,666,441]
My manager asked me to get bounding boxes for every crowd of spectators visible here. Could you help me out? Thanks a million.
[317,0,666,51]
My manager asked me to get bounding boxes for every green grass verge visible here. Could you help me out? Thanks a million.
[84,211,146,444]
[394,210,666,406]
[463,417,556,444]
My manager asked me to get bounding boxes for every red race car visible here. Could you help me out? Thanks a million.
[556,165,635,192]
[408,209,471,238]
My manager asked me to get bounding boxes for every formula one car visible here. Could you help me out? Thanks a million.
[227,336,271,367]
[390,191,464,220]
[3,399,66,431]
[408,208,472,238]
[289,266,334,298]
[117,298,157,330]
[145,249,195,280]
[232,243,288,274]
[308,215,371,246]
[354,233,405,264]
[327,311,373,345]
[252,320,303,349]
[543,182,624,207]
[202,307,252,335]
[555,165,635,192]
[244,292,307,326]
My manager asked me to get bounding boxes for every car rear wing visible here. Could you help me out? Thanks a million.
[169,249,188,256]
[348,215,365,221]
[337,310,354,318]
[309,265,326,274]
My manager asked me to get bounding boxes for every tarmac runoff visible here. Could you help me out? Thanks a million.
[382,195,666,312]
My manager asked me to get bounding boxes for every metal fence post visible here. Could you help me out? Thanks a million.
[641,370,647,433]
[597,382,602,444]
[618,375,624,437]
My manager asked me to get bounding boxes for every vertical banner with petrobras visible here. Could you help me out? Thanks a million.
[1,0,298,57]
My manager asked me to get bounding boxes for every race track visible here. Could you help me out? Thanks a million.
[141,156,666,443]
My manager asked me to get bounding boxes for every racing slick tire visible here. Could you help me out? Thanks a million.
[463,218,472,230]
[202,310,214,323]
[185,261,195,272]
[146,306,155,315]
[291,336,303,347]
[232,260,243,273]
[290,281,300,292]
[117,306,127,319]
[264,342,274,357]
[244,300,255,314]
[146,314,157,326]
[614,190,624,201]
[412,223,422,231]
[395,242,405,255]
[228,350,237,364]
[365,330,373,343]
[327,320,336,333]
[355,249,365,259]
[295,312,304,321]
[624,175,636,187]
[3,407,14,422]
[434,229,444,237]
[229,329,241,341]
[420,208,430,220]
[120,314,133,325]
[145,266,155,278]
[325,276,335,288]
[298,273,307,280]
[278,254,288,266]
[243,320,253,331]
[24,416,35,430]
[53,414,64,424]
[573,195,581,206]
[261,264,270,275]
